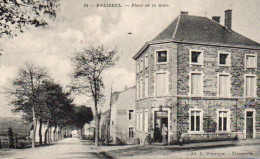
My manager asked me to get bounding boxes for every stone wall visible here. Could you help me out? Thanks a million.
[177,43,260,97]
[177,98,260,139]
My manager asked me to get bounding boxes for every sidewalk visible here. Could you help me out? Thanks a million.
[103,139,260,158]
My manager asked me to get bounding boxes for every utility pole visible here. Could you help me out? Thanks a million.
[106,84,113,146]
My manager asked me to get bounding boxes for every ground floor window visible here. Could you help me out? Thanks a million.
[218,111,229,131]
[189,109,203,132]
[129,127,134,138]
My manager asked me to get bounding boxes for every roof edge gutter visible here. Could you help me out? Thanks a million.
[133,39,260,60]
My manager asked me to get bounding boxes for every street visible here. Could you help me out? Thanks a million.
[0,138,115,159]
[0,138,260,159]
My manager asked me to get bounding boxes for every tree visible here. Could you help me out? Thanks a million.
[40,80,75,144]
[71,46,118,146]
[8,127,14,148]
[0,0,59,37]
[6,62,50,148]
[74,105,93,136]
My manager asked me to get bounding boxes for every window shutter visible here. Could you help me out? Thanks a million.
[191,73,202,95]
[247,56,255,67]
[219,75,229,96]
[156,73,167,96]
[162,73,167,95]
[246,76,255,97]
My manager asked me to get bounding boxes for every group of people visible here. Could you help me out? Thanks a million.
[154,124,168,144]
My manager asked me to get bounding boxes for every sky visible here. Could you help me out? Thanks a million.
[0,0,259,117]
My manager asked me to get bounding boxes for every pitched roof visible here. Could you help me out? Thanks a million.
[133,14,260,59]
[153,15,260,47]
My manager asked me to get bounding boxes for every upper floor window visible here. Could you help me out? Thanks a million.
[245,75,257,97]
[129,110,134,120]
[190,72,203,96]
[136,80,139,99]
[140,59,144,71]
[140,78,143,99]
[145,55,149,68]
[189,109,203,132]
[218,52,231,66]
[190,50,203,65]
[145,75,148,98]
[156,50,168,63]
[245,54,257,68]
[218,74,231,97]
[136,62,140,73]
[156,72,168,96]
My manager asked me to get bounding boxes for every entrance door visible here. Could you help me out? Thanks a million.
[154,111,168,143]
[246,111,253,139]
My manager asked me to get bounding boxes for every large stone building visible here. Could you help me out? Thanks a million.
[133,10,260,144]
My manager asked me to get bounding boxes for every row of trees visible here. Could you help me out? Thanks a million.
[6,63,93,148]
[1,0,119,147]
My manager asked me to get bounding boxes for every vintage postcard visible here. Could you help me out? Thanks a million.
[0,0,259,158]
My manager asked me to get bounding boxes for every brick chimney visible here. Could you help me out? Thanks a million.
[225,9,232,30]
[212,16,220,23]
[181,11,188,15]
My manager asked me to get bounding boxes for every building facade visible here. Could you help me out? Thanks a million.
[110,87,136,144]
[133,10,260,144]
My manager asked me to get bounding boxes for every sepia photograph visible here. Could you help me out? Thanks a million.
[0,0,259,158]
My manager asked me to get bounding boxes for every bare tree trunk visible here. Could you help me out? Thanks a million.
[44,126,49,145]
[53,125,57,142]
[48,127,51,144]
[95,112,99,146]
[39,118,43,146]
[32,107,37,148]
[81,128,83,139]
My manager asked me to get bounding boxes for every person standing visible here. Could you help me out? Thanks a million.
[162,124,168,144]
[154,124,160,142]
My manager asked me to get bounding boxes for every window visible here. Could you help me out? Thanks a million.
[247,111,253,117]
[145,75,148,97]
[140,78,143,99]
[129,110,134,120]
[219,74,230,97]
[189,110,203,132]
[245,75,257,97]
[136,111,139,131]
[191,73,203,96]
[140,59,143,71]
[144,110,148,132]
[218,52,231,66]
[245,54,257,68]
[140,111,143,131]
[190,50,203,65]
[129,127,134,138]
[156,50,167,63]
[145,55,149,68]
[136,62,140,73]
[136,80,139,99]
[156,72,168,96]
[218,111,229,131]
